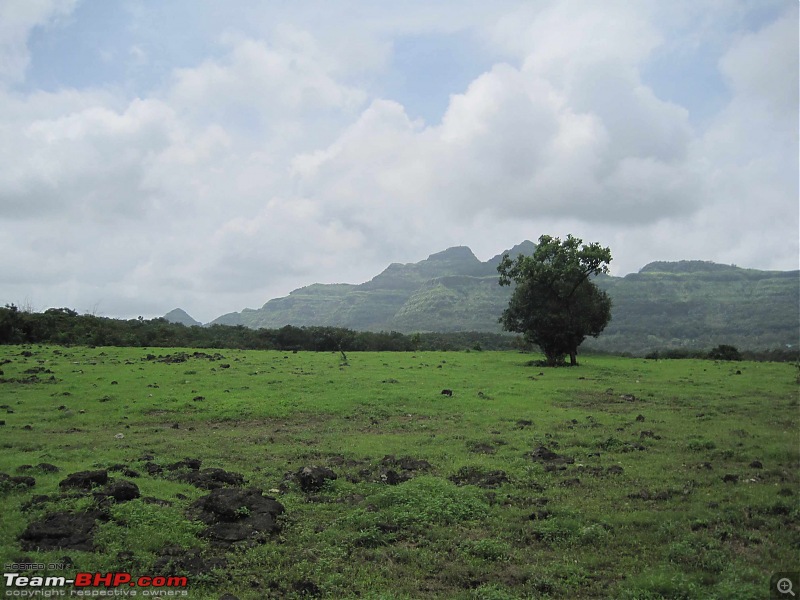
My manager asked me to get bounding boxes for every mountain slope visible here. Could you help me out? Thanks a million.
[208,243,799,353]
[163,308,202,327]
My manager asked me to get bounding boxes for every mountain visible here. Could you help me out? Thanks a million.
[594,261,800,354]
[208,243,800,353]
[163,308,202,327]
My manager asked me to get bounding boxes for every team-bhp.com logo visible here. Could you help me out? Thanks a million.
[4,572,188,597]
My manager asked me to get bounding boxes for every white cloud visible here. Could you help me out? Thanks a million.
[719,10,798,119]
[0,0,78,84]
[168,31,366,132]
[0,1,796,322]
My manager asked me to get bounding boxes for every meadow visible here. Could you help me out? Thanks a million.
[0,345,797,599]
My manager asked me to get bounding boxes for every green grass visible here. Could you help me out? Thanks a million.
[0,345,798,599]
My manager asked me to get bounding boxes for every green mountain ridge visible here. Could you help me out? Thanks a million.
[163,308,202,327]
[169,242,799,354]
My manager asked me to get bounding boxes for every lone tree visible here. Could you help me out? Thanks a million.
[498,234,612,366]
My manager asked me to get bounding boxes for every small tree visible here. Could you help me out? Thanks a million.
[708,344,741,361]
[498,234,612,366]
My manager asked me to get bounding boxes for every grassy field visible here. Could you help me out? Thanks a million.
[0,345,797,599]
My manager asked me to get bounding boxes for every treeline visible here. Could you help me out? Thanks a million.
[644,345,799,362]
[0,305,521,352]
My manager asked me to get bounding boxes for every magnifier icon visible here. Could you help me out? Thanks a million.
[778,578,796,596]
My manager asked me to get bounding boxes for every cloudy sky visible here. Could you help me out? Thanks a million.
[1,0,797,323]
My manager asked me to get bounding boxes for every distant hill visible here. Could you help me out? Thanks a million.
[163,308,202,327]
[207,242,799,354]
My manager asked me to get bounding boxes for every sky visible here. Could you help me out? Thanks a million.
[1,0,798,323]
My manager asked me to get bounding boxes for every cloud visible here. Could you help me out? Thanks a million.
[718,10,798,119]
[0,0,78,85]
[0,1,796,322]
[168,30,367,137]
[0,96,177,220]
[294,40,699,230]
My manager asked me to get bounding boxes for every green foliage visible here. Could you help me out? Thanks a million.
[94,501,205,558]
[367,477,487,527]
[169,242,798,356]
[498,234,612,365]
[707,344,742,361]
[0,306,520,352]
[0,346,797,598]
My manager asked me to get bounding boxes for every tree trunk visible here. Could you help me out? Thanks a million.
[569,350,577,366]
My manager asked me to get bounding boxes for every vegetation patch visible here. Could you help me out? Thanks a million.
[0,345,797,598]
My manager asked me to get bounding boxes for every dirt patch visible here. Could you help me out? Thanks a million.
[449,466,510,489]
[526,446,574,466]
[467,442,497,455]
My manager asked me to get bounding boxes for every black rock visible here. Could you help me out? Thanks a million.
[179,468,245,490]
[295,466,337,493]
[19,510,106,551]
[527,446,574,465]
[189,488,285,547]
[94,480,140,503]
[58,470,108,490]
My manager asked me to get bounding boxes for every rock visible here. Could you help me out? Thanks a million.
[381,470,409,486]
[58,470,108,490]
[449,466,509,489]
[722,474,739,484]
[19,510,106,551]
[295,466,337,493]
[749,460,763,469]
[389,456,432,472]
[153,546,227,576]
[529,510,552,520]
[94,480,140,503]
[467,442,496,455]
[0,473,36,488]
[527,446,574,465]
[178,468,245,490]
[293,580,321,596]
[167,458,203,471]
[635,414,645,422]
[141,497,173,507]
[606,465,624,475]
[144,462,163,475]
[189,488,284,547]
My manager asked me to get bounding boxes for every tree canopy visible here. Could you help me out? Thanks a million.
[498,234,613,366]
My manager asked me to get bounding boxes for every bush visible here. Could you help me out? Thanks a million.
[707,344,742,361]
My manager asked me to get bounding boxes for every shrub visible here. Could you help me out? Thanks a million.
[708,344,742,361]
